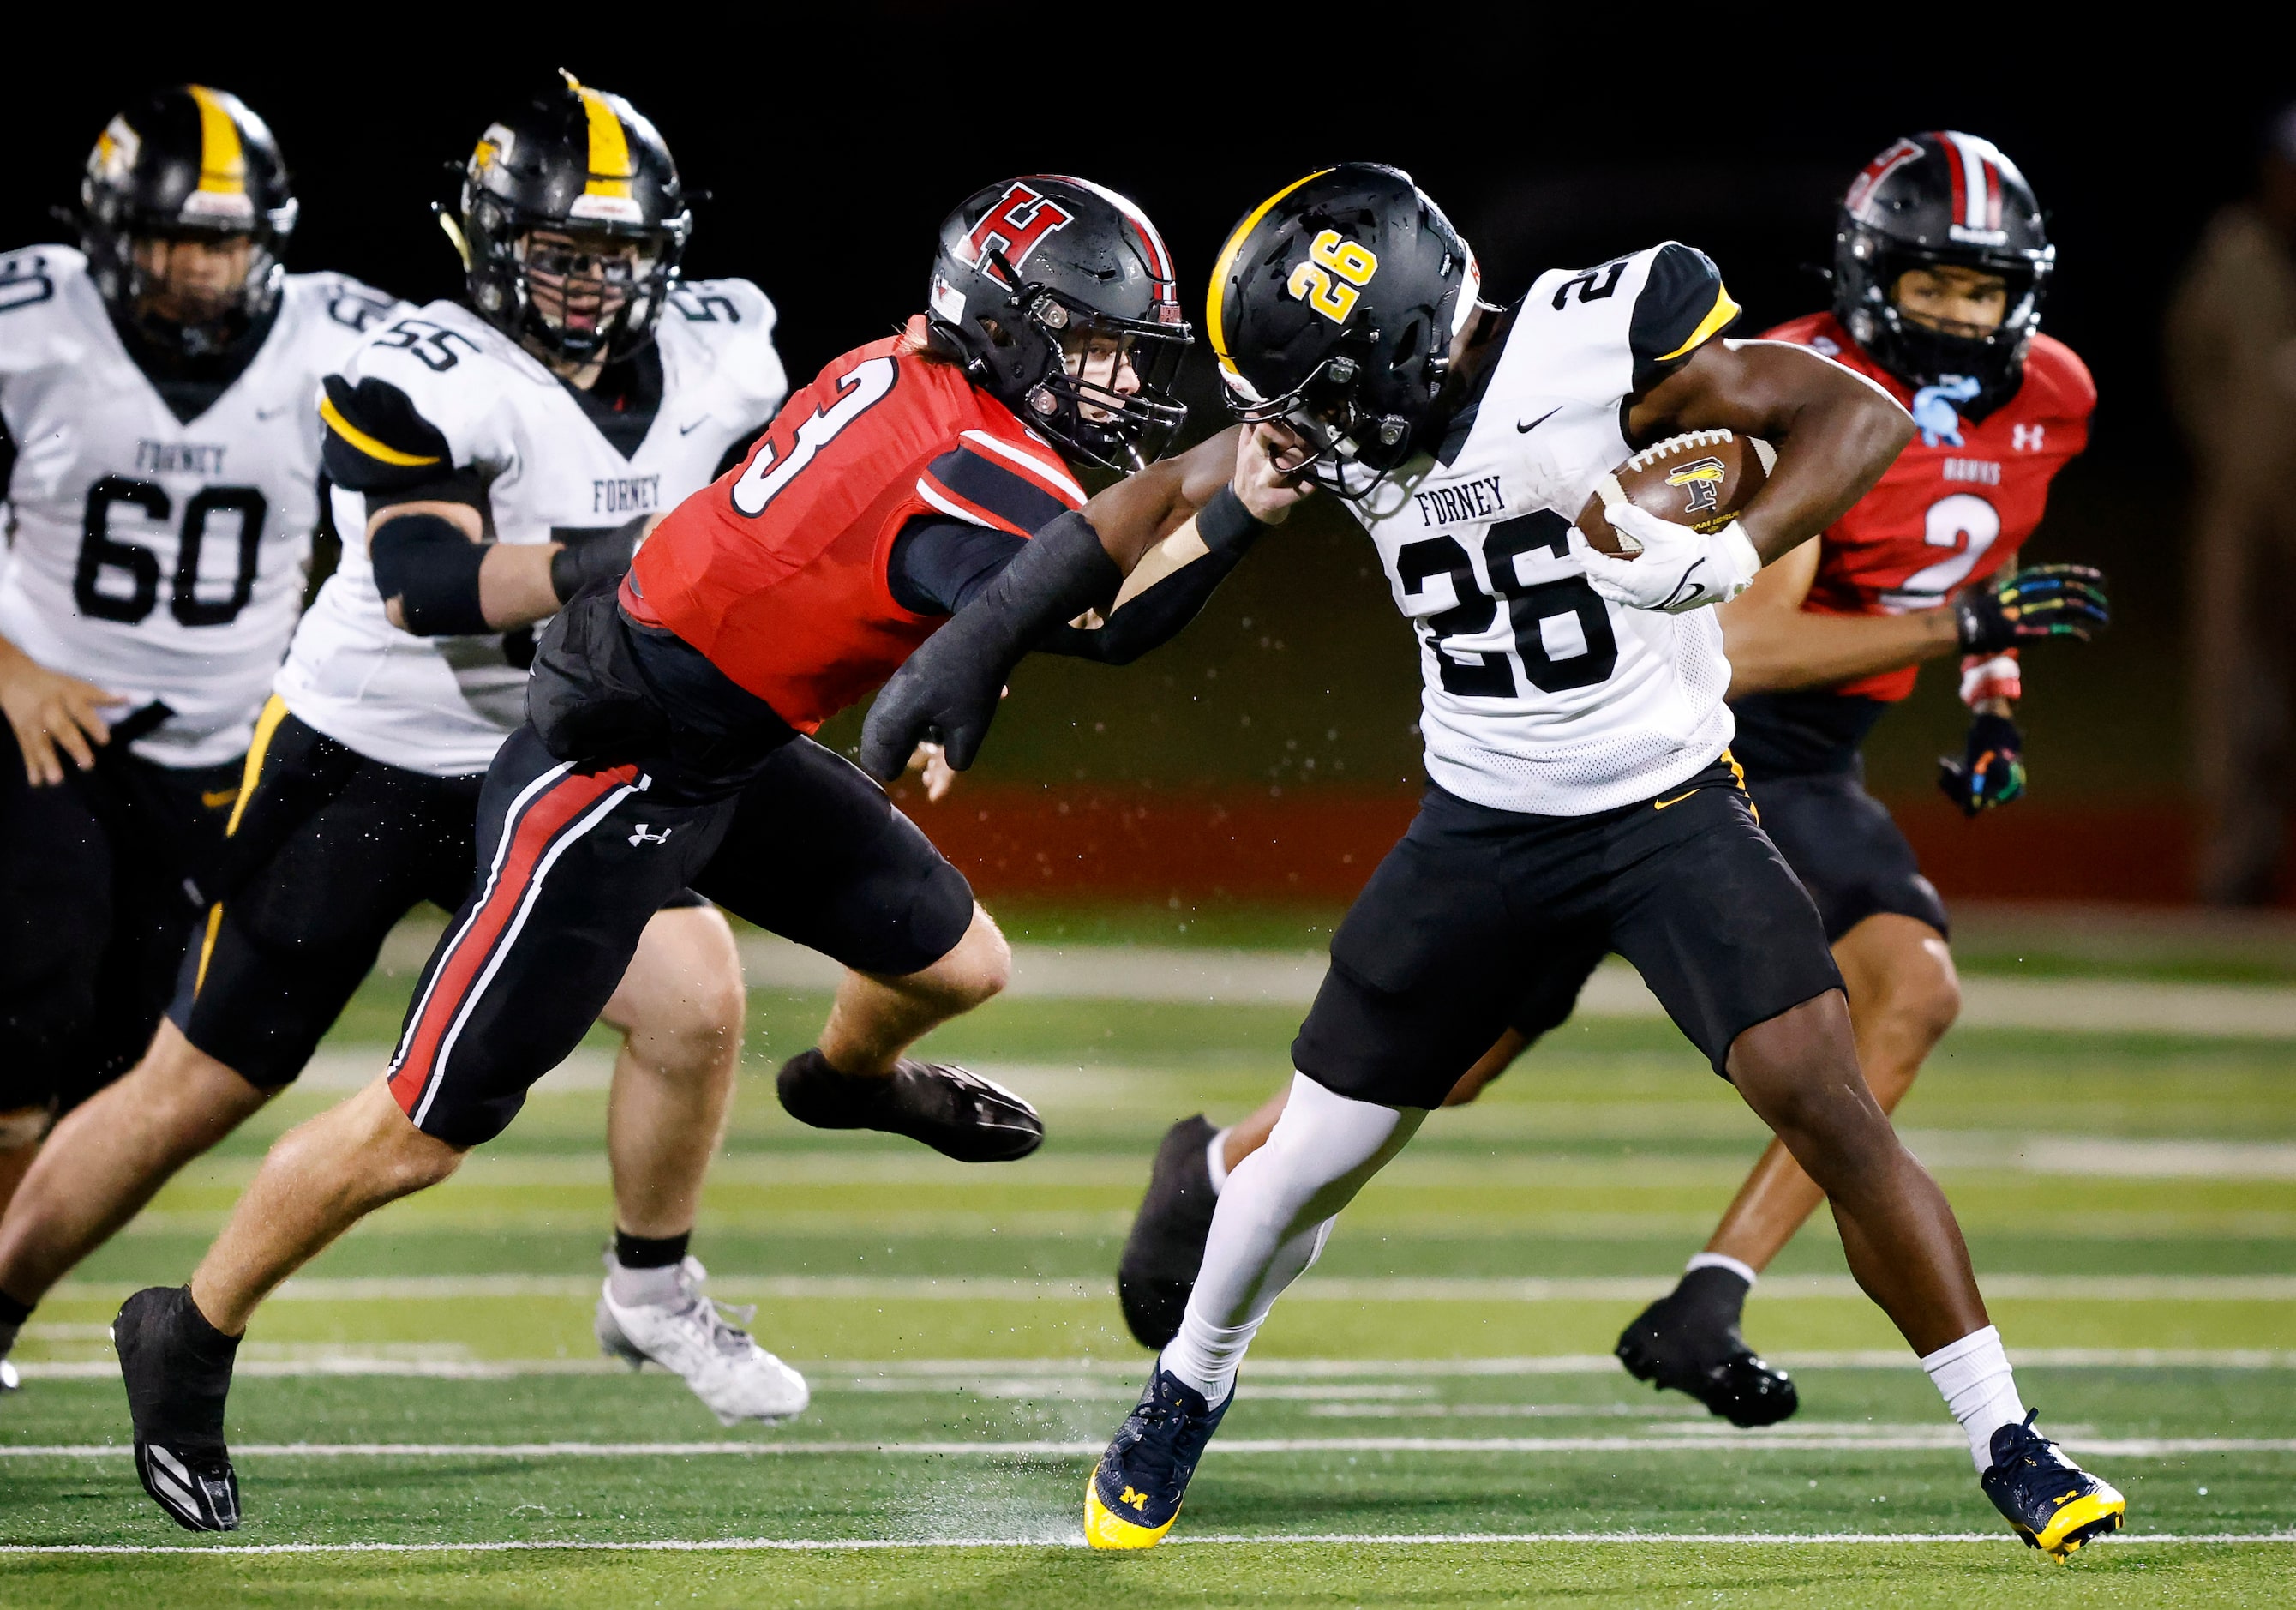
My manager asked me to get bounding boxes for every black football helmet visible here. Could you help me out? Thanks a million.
[445,71,691,366]
[1207,164,1477,495]
[79,85,297,357]
[925,176,1190,472]
[1833,131,2053,416]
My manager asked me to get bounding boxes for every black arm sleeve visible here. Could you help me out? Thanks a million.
[886,517,1028,616]
[1036,485,1268,665]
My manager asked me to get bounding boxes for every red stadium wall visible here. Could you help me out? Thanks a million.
[896,784,2256,908]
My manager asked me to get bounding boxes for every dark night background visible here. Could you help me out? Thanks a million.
[8,28,2291,897]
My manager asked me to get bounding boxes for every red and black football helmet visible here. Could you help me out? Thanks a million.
[1833,131,2053,416]
[79,85,298,357]
[925,176,1191,472]
[1207,164,1478,496]
[445,71,691,367]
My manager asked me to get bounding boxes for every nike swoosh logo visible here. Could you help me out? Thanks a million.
[1652,789,1699,809]
[678,418,710,436]
[1517,406,1562,434]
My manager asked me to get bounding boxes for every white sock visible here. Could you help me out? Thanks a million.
[1205,1128,1232,1195]
[1685,1252,1758,1288]
[608,1257,687,1308]
[1922,1325,2026,1473]
[1159,1074,1422,1404]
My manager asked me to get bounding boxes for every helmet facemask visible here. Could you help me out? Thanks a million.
[1009,283,1191,472]
[1840,225,2050,410]
[113,223,287,358]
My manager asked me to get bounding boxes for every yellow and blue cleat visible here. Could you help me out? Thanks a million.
[1083,1367,1232,1549]
[1981,1410,2126,1560]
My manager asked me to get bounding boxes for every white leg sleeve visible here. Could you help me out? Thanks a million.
[1158,1072,1423,1403]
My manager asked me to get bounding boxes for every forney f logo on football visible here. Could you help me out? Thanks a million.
[962,183,1076,281]
[1664,457,1729,516]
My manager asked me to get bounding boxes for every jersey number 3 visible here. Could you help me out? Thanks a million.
[75,478,267,628]
[731,357,897,518]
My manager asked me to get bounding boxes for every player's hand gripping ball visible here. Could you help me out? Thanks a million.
[1573,430,1775,613]
[1574,429,1775,556]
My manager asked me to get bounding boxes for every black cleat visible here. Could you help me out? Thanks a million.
[776,1048,1042,1162]
[1117,1115,1220,1349]
[1084,1367,1233,1549]
[1982,1409,2127,1559]
[114,1286,242,1532]
[1616,1267,1798,1427]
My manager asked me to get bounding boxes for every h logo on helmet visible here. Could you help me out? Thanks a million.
[962,183,1077,281]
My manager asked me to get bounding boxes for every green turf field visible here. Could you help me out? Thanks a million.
[4,945,2293,1606]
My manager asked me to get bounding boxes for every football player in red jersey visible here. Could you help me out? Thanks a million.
[1107,134,2111,1443]
[112,176,1312,1533]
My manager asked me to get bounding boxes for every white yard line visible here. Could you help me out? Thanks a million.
[43,1272,2296,1306]
[21,1346,2296,1383]
[5,1435,2288,1458]
[731,937,2296,1036]
[3,1531,2290,1556]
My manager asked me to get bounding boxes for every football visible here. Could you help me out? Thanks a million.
[1576,429,1777,557]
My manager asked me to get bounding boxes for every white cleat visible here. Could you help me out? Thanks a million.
[0,1356,17,1392]
[595,1257,809,1427]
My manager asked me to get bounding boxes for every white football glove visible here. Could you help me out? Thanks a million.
[1574,502,1762,614]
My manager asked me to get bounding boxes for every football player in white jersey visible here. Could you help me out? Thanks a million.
[867,164,2126,1558]
[0,86,401,1289]
[0,78,800,1454]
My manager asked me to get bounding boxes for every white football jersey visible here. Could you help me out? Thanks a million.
[0,245,404,766]
[1343,242,1744,816]
[277,281,788,777]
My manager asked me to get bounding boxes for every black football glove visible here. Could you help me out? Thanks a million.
[859,510,1121,780]
[1937,711,2026,818]
[549,513,648,604]
[1954,564,2109,656]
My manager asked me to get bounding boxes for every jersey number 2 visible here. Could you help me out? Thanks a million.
[75,478,267,628]
[731,357,897,517]
[1882,493,2001,610]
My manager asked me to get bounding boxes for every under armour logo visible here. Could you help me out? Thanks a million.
[2012,423,2046,452]
[628,824,672,846]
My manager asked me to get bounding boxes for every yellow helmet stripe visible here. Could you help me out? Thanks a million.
[561,70,635,200]
[1657,283,1743,363]
[186,85,246,195]
[319,394,443,468]
[1205,168,1334,366]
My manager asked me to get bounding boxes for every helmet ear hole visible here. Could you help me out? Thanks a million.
[977,315,1014,349]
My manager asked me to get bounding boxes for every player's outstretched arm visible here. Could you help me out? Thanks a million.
[1628,339,1914,566]
[857,425,1310,779]
[370,502,651,637]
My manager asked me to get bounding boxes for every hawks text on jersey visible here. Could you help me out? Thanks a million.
[282,279,787,777]
[0,245,405,766]
[625,318,1086,733]
[1759,311,2095,702]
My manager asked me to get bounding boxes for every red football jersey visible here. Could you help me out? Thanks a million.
[1759,312,2095,700]
[625,320,1085,731]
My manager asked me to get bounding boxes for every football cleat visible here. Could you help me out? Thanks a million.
[1,1356,19,1392]
[1982,1409,2126,1559]
[1084,1367,1232,1550]
[113,1286,241,1532]
[596,1257,810,1427]
[1616,1269,1798,1428]
[1117,1114,1220,1349]
[776,1048,1042,1163]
